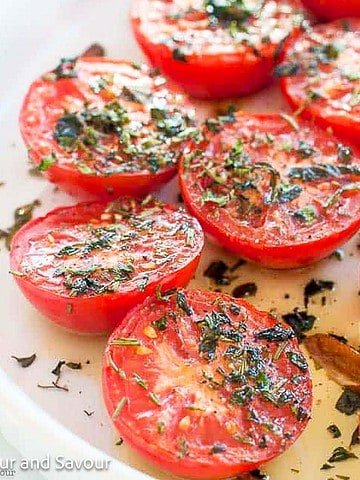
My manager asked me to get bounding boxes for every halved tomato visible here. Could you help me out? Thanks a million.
[131,0,312,100]
[179,112,360,269]
[19,57,197,199]
[103,288,312,479]
[301,0,360,21]
[10,198,204,333]
[279,19,360,143]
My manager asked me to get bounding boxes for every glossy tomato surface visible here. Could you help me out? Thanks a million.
[20,58,196,199]
[179,113,360,268]
[10,198,204,333]
[131,0,311,99]
[301,0,360,20]
[279,19,360,143]
[103,289,312,479]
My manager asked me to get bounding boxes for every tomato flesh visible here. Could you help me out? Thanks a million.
[103,289,312,479]
[301,0,360,20]
[131,0,311,99]
[280,19,360,143]
[19,58,196,199]
[10,199,204,333]
[179,113,360,269]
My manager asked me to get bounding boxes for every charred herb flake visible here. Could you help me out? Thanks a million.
[335,388,360,416]
[1,200,40,250]
[328,446,358,463]
[327,424,341,439]
[255,323,295,343]
[232,282,257,298]
[282,309,316,341]
[304,279,334,307]
[11,353,36,368]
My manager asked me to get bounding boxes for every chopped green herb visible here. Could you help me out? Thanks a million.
[276,183,302,204]
[338,144,353,163]
[111,338,141,346]
[157,422,165,434]
[201,190,231,207]
[177,291,193,315]
[133,373,148,390]
[112,396,128,419]
[38,153,56,171]
[297,140,315,158]
[52,57,77,79]
[178,438,189,458]
[230,385,254,406]
[287,352,308,371]
[289,164,360,181]
[275,62,300,77]
[149,392,162,406]
[152,316,168,331]
[294,205,317,224]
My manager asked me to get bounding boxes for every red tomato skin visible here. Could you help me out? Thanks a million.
[104,374,264,480]
[131,2,302,100]
[280,19,360,145]
[132,18,274,100]
[280,79,360,146]
[19,58,189,200]
[179,113,360,269]
[180,184,360,269]
[12,258,199,334]
[102,289,312,479]
[10,202,203,334]
[34,159,176,201]
[301,0,360,20]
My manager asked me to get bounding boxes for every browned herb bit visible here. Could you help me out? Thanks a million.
[282,309,316,341]
[11,353,36,368]
[66,362,82,370]
[304,279,334,307]
[232,282,257,298]
[350,424,360,447]
[328,446,358,463]
[1,200,40,249]
[84,410,94,417]
[336,389,360,416]
[204,260,229,284]
[52,360,66,377]
[115,437,124,446]
[249,469,270,479]
[320,463,334,470]
[81,43,106,57]
[37,381,69,392]
[327,424,342,439]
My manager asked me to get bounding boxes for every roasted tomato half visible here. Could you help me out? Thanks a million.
[301,0,360,21]
[131,0,312,99]
[10,198,204,333]
[278,18,360,143]
[20,57,197,199]
[103,288,312,479]
[179,112,360,268]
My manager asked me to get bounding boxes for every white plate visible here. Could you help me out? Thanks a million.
[0,1,359,479]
